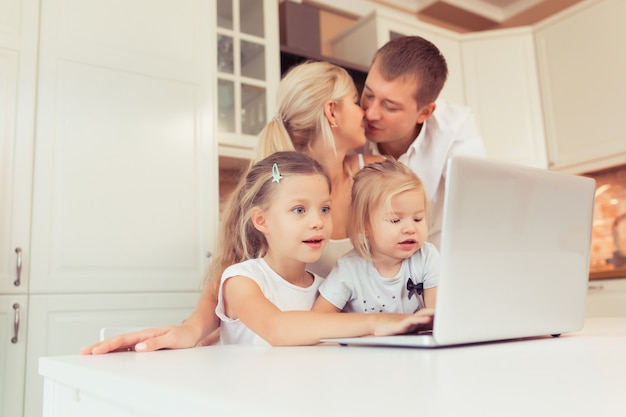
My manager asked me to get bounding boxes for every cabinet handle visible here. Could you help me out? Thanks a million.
[588,284,604,291]
[11,303,20,344]
[14,247,22,287]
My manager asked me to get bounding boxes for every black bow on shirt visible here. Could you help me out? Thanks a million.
[406,278,423,300]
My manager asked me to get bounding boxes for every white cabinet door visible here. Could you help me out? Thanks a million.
[0,0,38,295]
[24,292,199,417]
[30,0,218,294]
[330,9,465,105]
[535,0,626,173]
[0,295,27,417]
[216,0,280,159]
[462,28,548,169]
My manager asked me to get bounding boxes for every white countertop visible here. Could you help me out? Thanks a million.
[40,318,626,417]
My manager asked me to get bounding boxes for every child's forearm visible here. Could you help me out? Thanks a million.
[259,312,373,346]
[184,281,221,343]
[260,311,431,346]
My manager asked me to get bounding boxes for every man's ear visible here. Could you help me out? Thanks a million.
[416,102,436,124]
[250,207,268,234]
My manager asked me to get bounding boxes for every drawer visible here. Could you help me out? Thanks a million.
[586,279,626,317]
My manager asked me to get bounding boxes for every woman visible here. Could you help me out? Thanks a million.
[80,61,383,354]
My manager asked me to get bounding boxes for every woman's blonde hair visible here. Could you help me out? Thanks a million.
[204,151,330,291]
[349,158,428,259]
[255,61,356,162]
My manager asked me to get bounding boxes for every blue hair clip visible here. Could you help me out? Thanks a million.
[271,163,283,183]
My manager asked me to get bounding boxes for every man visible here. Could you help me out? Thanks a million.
[359,36,485,248]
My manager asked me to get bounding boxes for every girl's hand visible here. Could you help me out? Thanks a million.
[79,326,219,355]
[372,308,435,336]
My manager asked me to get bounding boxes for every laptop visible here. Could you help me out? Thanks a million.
[321,155,596,348]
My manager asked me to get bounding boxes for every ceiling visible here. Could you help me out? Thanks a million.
[373,0,585,32]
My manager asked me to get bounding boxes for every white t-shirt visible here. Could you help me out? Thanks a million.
[318,242,440,314]
[216,258,324,345]
[363,99,485,248]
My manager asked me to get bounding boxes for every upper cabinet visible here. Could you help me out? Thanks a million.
[30,0,217,294]
[216,0,280,160]
[534,0,626,173]
[462,28,548,169]
[330,10,466,105]
[0,0,38,296]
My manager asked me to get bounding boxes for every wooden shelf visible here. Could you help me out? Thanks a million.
[589,268,626,280]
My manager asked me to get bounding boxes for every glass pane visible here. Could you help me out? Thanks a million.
[217,0,233,29]
[241,40,265,80]
[241,84,266,135]
[240,0,264,37]
[218,79,235,133]
[217,35,234,74]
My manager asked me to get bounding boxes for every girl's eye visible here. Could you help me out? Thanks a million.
[389,218,400,224]
[321,206,331,214]
[292,206,305,214]
[414,217,424,223]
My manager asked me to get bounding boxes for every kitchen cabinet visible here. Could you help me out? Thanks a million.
[1,0,37,415]
[23,293,198,417]
[3,0,219,416]
[534,0,626,173]
[462,28,548,169]
[216,0,280,160]
[586,279,626,317]
[0,0,37,296]
[0,296,27,417]
[330,9,466,105]
[30,0,217,294]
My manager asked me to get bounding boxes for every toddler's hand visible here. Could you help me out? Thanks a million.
[372,308,434,336]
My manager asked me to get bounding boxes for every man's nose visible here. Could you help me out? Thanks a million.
[363,101,379,121]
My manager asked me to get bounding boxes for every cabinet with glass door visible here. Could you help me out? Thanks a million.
[216,0,280,160]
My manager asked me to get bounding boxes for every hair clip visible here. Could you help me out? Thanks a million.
[271,163,283,183]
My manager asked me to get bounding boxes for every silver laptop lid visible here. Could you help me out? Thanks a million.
[433,156,596,345]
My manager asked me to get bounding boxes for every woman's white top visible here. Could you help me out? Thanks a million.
[216,258,324,345]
